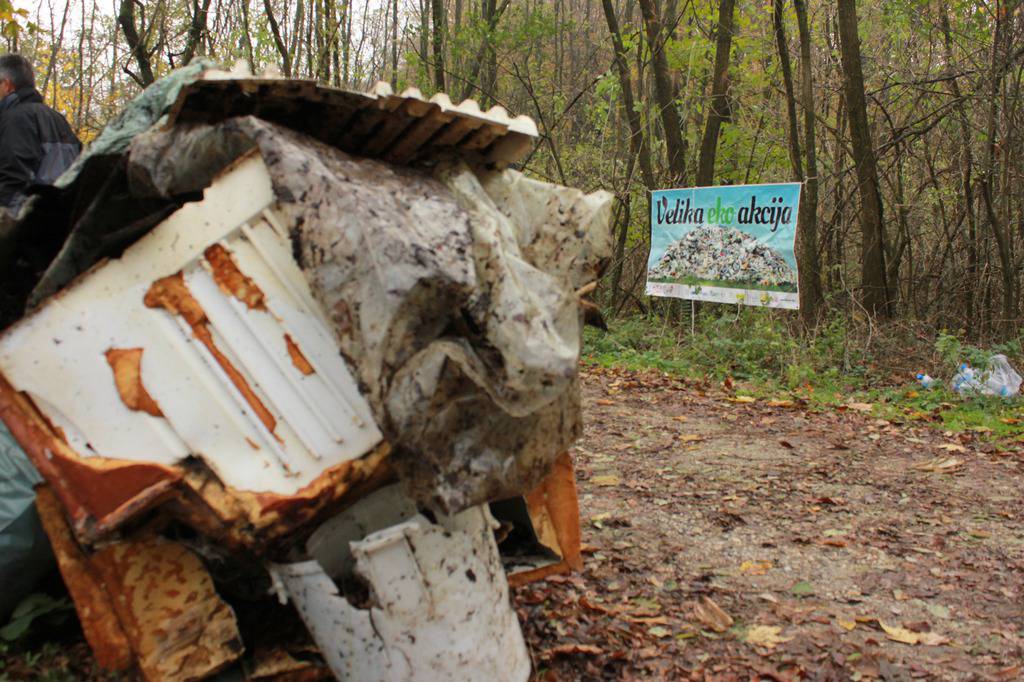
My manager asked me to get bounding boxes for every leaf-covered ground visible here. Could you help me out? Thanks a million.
[4,364,1022,681]
[516,365,1024,680]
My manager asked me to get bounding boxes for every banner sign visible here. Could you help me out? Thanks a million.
[646,182,801,309]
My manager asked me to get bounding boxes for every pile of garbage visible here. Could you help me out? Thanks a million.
[0,63,611,681]
[917,354,1022,398]
[649,224,796,288]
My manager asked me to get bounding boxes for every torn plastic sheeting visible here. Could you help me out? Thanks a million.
[121,116,612,511]
[271,502,530,682]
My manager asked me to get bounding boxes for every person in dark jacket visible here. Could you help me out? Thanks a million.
[0,54,81,211]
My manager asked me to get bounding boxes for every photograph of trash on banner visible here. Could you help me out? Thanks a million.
[646,183,802,309]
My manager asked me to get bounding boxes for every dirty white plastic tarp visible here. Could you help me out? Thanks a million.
[125,117,613,511]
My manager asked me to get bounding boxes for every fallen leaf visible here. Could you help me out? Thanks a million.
[692,596,733,633]
[779,440,794,449]
[837,619,857,631]
[647,626,672,639]
[914,456,963,473]
[591,474,621,486]
[625,615,669,625]
[938,443,968,453]
[879,621,918,644]
[791,581,815,597]
[673,415,688,422]
[579,596,617,615]
[541,643,603,659]
[679,434,703,443]
[595,399,616,406]
[847,402,874,412]
[729,395,757,404]
[767,399,795,408]
[995,665,1023,680]
[878,621,949,646]
[739,560,773,575]
[743,625,793,649]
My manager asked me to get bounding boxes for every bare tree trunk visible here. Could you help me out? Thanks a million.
[264,0,292,76]
[118,0,155,86]
[637,0,687,181]
[391,0,399,87]
[979,0,1016,331]
[431,0,445,90]
[41,0,72,97]
[459,0,509,102]
[773,0,801,178]
[181,0,213,65]
[794,0,824,322]
[601,0,653,189]
[695,0,735,186]
[240,0,257,73]
[940,10,977,327]
[836,0,888,316]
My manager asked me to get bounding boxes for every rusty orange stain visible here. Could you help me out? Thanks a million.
[89,537,243,681]
[284,334,315,376]
[203,244,266,310]
[145,272,279,439]
[105,348,164,417]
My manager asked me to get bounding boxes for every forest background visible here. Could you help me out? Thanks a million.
[2,0,1024,429]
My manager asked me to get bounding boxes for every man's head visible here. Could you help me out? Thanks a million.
[0,55,34,99]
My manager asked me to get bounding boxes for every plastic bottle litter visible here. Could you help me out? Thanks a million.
[950,355,1022,398]
[916,373,936,389]
[951,364,980,395]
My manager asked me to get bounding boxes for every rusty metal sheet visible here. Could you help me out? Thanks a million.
[507,452,584,587]
[34,486,133,672]
[88,537,243,682]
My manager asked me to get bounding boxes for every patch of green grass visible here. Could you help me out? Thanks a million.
[584,311,1024,443]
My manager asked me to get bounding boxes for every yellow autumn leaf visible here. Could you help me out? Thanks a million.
[878,621,949,646]
[729,395,756,404]
[743,625,793,649]
[879,621,919,644]
[739,560,773,575]
[591,474,621,486]
[846,402,874,412]
[679,434,703,443]
[837,619,856,631]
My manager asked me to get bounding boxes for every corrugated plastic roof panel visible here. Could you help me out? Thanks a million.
[165,73,538,169]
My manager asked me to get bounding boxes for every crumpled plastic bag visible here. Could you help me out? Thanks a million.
[951,354,1022,398]
[124,117,613,511]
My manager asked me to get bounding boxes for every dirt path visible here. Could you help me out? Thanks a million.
[516,365,1024,680]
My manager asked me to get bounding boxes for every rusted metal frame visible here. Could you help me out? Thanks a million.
[507,451,583,587]
[0,373,182,541]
